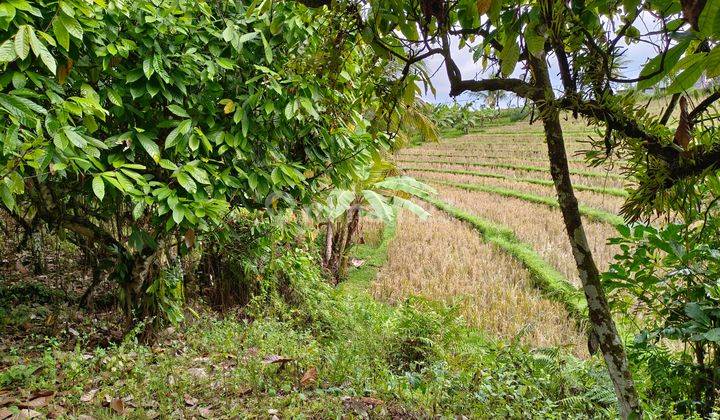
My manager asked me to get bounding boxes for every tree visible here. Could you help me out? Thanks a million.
[0,0,411,324]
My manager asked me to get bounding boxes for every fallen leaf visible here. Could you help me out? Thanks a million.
[238,387,252,397]
[80,388,98,403]
[109,398,124,414]
[262,355,293,365]
[350,258,365,268]
[29,391,53,399]
[0,396,17,407]
[145,410,159,419]
[18,395,51,408]
[300,367,318,387]
[183,394,198,407]
[46,403,66,419]
[198,406,212,418]
[0,408,11,420]
[360,397,384,406]
[187,368,208,379]
[78,415,96,420]
[15,409,41,419]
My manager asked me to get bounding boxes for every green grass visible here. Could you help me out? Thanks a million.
[403,167,628,197]
[340,223,396,299]
[399,158,625,181]
[426,179,624,226]
[419,195,586,321]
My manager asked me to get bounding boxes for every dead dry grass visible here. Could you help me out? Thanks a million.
[357,218,385,247]
[399,153,604,172]
[407,171,624,214]
[372,207,587,355]
[401,162,627,190]
[435,185,619,287]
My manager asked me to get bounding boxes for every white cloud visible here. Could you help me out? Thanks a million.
[420,14,662,106]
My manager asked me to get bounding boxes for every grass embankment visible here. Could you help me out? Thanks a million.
[418,195,586,321]
[404,167,628,197]
[399,158,625,180]
[425,180,624,226]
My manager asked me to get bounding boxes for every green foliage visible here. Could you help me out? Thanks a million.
[427,103,499,134]
[386,297,462,371]
[0,0,418,322]
[144,261,185,326]
[605,220,720,416]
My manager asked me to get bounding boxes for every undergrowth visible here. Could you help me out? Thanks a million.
[0,221,679,418]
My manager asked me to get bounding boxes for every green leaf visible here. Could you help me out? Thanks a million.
[185,165,210,184]
[132,201,145,220]
[92,176,105,201]
[499,39,520,77]
[52,18,70,50]
[637,38,690,90]
[0,183,15,210]
[177,171,197,193]
[168,104,189,118]
[393,196,430,220]
[238,32,259,44]
[685,302,710,326]
[107,88,122,106]
[525,25,545,58]
[666,57,705,94]
[159,159,179,170]
[28,26,56,74]
[59,13,83,39]
[216,57,235,69]
[707,45,720,78]
[261,32,273,64]
[172,206,185,224]
[64,127,87,148]
[705,328,720,342]
[374,176,437,196]
[143,58,154,79]
[14,25,30,60]
[698,0,720,36]
[362,190,394,222]
[0,39,17,63]
[137,132,161,162]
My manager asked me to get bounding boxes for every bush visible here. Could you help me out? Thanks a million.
[386,296,462,371]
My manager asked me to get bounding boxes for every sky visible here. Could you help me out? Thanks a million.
[420,18,662,107]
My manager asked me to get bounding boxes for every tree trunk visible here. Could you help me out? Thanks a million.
[531,56,642,419]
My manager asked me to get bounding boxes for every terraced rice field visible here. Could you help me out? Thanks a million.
[372,120,629,355]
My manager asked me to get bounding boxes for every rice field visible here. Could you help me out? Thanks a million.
[371,119,630,356]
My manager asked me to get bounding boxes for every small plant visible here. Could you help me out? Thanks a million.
[386,296,461,371]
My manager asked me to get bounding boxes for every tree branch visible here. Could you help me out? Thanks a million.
[688,90,720,125]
